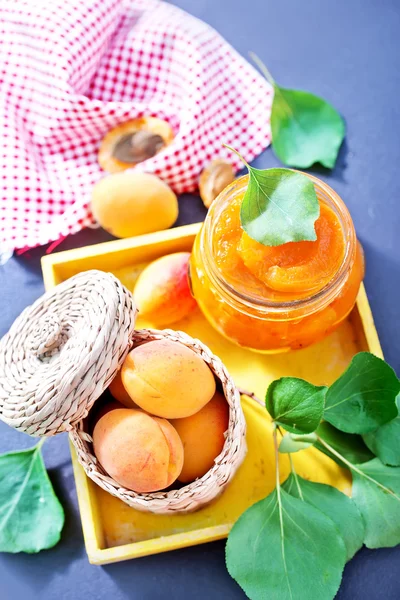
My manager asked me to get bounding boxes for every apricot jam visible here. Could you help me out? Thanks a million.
[190,174,364,352]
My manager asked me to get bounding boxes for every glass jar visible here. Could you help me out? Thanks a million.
[189,173,364,353]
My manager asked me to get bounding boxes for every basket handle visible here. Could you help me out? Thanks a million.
[27,313,64,358]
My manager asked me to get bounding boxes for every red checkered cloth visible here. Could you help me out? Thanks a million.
[0,0,272,259]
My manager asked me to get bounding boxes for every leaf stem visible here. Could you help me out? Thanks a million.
[281,424,303,500]
[273,425,281,492]
[238,387,264,407]
[222,144,251,170]
[288,454,304,500]
[273,424,287,558]
[35,438,46,452]
[316,436,400,501]
[249,52,276,87]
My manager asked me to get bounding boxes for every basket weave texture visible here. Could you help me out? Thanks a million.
[0,270,247,513]
[72,328,247,514]
[0,270,137,436]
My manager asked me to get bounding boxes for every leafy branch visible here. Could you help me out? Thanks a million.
[227,352,400,599]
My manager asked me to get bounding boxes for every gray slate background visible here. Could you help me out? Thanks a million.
[1,0,399,598]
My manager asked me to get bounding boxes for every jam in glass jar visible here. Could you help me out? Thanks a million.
[189,173,364,353]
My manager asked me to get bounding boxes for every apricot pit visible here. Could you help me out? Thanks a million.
[199,159,235,208]
[98,116,174,173]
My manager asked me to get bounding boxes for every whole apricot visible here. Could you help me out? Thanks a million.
[91,172,178,238]
[121,339,216,418]
[92,400,124,426]
[171,391,229,483]
[109,370,136,408]
[134,252,197,326]
[93,408,184,493]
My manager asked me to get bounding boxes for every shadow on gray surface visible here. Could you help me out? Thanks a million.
[308,137,349,184]
[12,226,116,277]
[10,193,207,278]
[102,540,244,600]
[102,540,400,600]
[360,237,400,372]
[337,545,400,600]
[176,193,207,226]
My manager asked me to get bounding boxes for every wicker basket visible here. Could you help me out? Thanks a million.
[0,270,247,514]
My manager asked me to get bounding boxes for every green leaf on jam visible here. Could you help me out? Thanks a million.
[223,145,320,247]
[250,53,345,169]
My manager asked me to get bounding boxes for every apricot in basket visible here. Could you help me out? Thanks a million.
[93,408,184,493]
[121,339,216,419]
[109,370,136,407]
[172,390,229,483]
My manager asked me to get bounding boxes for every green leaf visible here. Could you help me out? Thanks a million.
[250,53,345,169]
[226,488,346,600]
[271,87,345,169]
[351,458,400,548]
[363,394,400,466]
[266,377,327,434]
[240,167,320,247]
[324,352,400,434]
[223,144,320,247]
[0,441,64,553]
[283,474,364,561]
[315,422,374,466]
[279,432,317,454]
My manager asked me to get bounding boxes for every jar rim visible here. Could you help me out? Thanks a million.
[201,173,357,317]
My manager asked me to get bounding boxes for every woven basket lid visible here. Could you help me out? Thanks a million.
[0,270,137,437]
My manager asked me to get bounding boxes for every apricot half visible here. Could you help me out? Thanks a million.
[134,252,197,326]
[93,408,184,493]
[171,391,229,483]
[91,171,178,238]
[238,203,345,293]
[98,117,174,173]
[121,339,216,418]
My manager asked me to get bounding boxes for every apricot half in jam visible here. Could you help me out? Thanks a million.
[98,116,174,173]
[237,203,346,294]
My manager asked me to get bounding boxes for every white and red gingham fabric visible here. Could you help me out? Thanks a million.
[0,0,272,257]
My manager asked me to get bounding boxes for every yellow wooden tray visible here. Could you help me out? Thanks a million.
[41,223,383,565]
